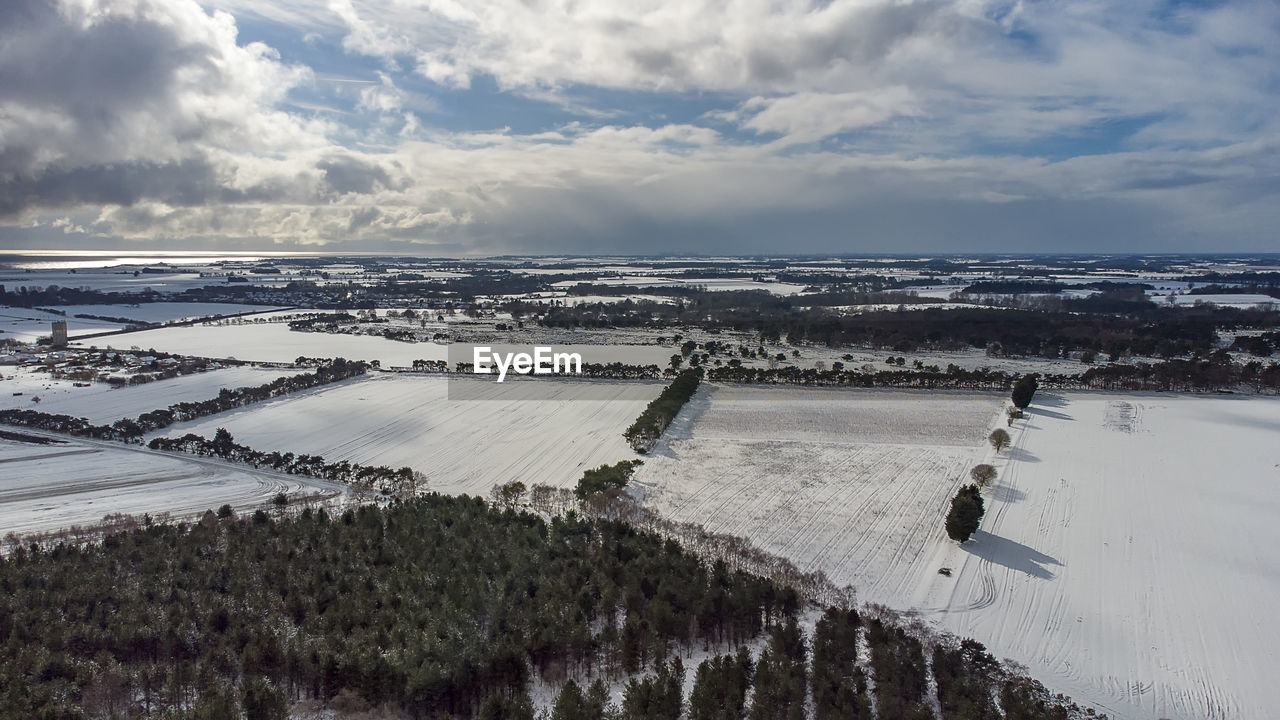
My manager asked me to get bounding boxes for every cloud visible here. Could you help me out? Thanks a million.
[733,88,921,145]
[0,0,1278,253]
[0,0,331,212]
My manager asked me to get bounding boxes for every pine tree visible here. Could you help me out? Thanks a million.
[945,485,985,542]
[553,680,589,720]
[1011,374,1039,409]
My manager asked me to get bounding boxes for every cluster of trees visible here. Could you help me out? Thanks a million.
[286,312,360,331]
[933,641,1003,720]
[866,618,933,719]
[688,649,754,720]
[576,362,664,380]
[960,280,1067,295]
[0,284,166,307]
[1186,282,1280,300]
[770,306,1226,358]
[624,369,702,452]
[618,657,684,719]
[749,619,809,720]
[527,291,1250,360]
[411,359,450,372]
[148,429,422,495]
[811,608,872,719]
[71,312,156,328]
[574,460,644,500]
[0,359,367,443]
[790,290,940,308]
[1229,332,1279,357]
[1076,356,1280,392]
[946,485,986,543]
[0,496,794,718]
[706,365,1018,390]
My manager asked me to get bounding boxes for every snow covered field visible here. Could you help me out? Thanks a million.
[52,302,284,324]
[550,276,808,295]
[0,269,220,293]
[631,385,1280,719]
[81,322,676,367]
[915,393,1280,720]
[630,385,1006,605]
[0,366,305,423]
[79,322,438,366]
[0,433,339,537]
[1,306,125,341]
[1,303,281,343]
[154,374,662,495]
[1157,293,1277,309]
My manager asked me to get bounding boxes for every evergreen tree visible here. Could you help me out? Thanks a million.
[1011,374,1039,408]
[552,680,589,720]
[945,485,985,542]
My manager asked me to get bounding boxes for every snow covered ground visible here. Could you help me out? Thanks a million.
[0,303,282,343]
[0,269,221,293]
[630,385,1006,605]
[550,276,809,295]
[632,385,1280,719]
[51,302,284,324]
[0,366,305,423]
[154,374,661,495]
[914,392,1280,720]
[79,322,440,366]
[80,322,676,367]
[1154,293,1277,309]
[1,306,125,342]
[0,432,340,537]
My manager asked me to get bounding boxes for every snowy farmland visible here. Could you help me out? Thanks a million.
[80,322,438,366]
[154,374,662,495]
[630,385,1006,605]
[1,306,125,342]
[0,366,306,423]
[79,322,674,368]
[0,303,282,344]
[630,385,1280,719]
[914,393,1280,720]
[0,432,340,537]
[51,302,284,324]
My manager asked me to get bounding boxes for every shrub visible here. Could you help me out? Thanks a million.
[989,429,1011,452]
[574,460,643,500]
[970,464,997,487]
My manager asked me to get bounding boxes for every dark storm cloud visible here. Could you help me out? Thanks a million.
[0,157,313,216]
[0,159,220,215]
[0,0,202,115]
[317,154,395,196]
[0,0,318,218]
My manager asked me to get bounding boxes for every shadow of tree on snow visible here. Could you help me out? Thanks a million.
[962,530,1061,580]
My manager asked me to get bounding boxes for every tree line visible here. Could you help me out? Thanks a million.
[0,359,367,442]
[148,428,421,495]
[624,368,703,452]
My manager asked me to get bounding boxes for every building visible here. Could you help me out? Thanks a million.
[51,320,68,348]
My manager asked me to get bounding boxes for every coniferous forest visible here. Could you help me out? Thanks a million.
[0,496,1090,720]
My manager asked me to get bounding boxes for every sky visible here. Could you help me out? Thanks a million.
[0,0,1277,255]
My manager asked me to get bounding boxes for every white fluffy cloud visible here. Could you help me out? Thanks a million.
[1,0,1278,251]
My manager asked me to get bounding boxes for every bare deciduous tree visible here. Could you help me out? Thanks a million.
[970,464,997,487]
